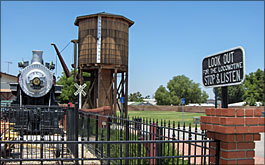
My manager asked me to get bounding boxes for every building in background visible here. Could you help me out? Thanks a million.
[0,72,17,103]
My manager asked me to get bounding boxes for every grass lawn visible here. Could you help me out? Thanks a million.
[119,110,205,127]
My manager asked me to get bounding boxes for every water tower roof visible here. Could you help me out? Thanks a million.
[74,12,134,27]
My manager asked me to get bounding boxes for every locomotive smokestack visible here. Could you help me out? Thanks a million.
[31,50,43,64]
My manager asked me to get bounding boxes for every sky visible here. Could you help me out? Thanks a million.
[1,1,264,99]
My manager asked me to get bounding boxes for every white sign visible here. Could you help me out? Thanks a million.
[74,83,87,96]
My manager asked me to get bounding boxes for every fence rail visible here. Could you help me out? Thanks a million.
[1,105,220,164]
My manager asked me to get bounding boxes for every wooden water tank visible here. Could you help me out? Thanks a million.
[75,12,134,68]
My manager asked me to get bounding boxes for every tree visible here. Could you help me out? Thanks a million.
[56,70,90,104]
[154,85,172,105]
[243,69,264,106]
[213,84,245,104]
[128,92,144,102]
[155,75,208,105]
[145,95,151,99]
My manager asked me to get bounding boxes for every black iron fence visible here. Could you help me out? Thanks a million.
[1,105,220,164]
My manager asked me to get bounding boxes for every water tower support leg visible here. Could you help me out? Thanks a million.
[113,69,117,116]
[97,67,101,108]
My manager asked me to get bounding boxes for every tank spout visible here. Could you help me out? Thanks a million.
[51,43,71,78]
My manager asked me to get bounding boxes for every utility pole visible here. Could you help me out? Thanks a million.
[5,61,12,73]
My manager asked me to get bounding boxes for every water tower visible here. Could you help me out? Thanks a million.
[74,12,134,117]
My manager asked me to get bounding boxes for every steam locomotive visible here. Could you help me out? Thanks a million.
[8,51,63,133]
[10,51,62,106]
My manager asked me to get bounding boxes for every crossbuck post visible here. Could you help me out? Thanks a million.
[74,83,87,109]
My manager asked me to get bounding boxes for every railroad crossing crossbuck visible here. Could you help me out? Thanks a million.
[74,83,87,96]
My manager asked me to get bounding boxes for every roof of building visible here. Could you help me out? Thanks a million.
[0,72,17,79]
[74,12,134,27]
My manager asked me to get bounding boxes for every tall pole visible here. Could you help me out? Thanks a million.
[5,61,12,73]
[215,88,218,108]
[182,105,184,126]
[71,40,78,82]
[221,87,228,108]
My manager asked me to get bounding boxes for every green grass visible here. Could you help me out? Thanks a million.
[118,110,205,127]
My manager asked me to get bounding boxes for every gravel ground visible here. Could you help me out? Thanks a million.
[3,143,100,165]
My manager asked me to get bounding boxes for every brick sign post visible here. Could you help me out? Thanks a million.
[201,108,264,164]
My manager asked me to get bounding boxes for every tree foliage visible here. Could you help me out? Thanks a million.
[56,70,90,104]
[243,68,264,106]
[128,92,144,102]
[214,84,245,104]
[155,75,208,105]
[213,68,264,105]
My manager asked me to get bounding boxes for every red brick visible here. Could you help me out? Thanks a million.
[214,125,235,133]
[211,116,219,124]
[223,126,235,133]
[259,117,265,125]
[211,109,216,116]
[205,109,212,116]
[220,159,236,164]
[237,142,255,149]
[221,142,236,150]
[246,150,255,157]
[254,109,262,117]
[245,109,254,117]
[210,148,216,155]
[236,109,245,117]
[253,134,261,140]
[216,109,222,116]
[234,118,245,125]
[206,131,215,139]
[200,116,209,123]
[205,124,214,131]
[220,134,236,142]
[222,109,236,116]
[213,125,220,132]
[237,159,254,164]
[249,126,264,133]
[211,133,236,142]
[236,135,244,142]
[200,123,206,130]
[235,126,249,133]
[220,151,245,159]
[260,126,265,132]
[244,134,253,141]
[209,157,216,164]
[220,117,244,125]
[245,117,260,125]
[220,117,233,125]
[210,141,216,147]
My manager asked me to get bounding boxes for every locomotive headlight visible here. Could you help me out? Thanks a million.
[32,77,41,86]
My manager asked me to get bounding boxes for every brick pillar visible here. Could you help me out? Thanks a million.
[201,108,264,164]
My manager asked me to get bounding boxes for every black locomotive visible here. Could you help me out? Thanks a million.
[8,50,64,133]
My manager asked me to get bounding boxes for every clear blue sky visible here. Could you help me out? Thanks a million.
[1,1,264,99]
